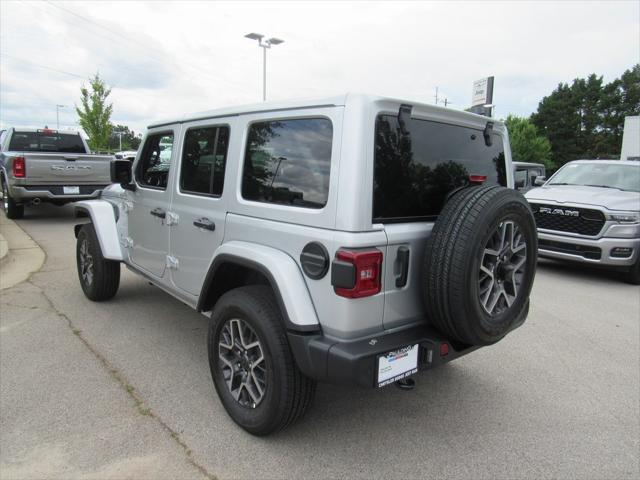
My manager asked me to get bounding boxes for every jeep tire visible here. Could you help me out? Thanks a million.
[76,224,120,301]
[423,185,537,346]
[208,285,316,436]
[1,177,24,220]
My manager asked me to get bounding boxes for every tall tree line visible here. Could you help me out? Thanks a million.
[531,65,639,167]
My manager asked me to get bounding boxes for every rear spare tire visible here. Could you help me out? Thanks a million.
[423,185,537,345]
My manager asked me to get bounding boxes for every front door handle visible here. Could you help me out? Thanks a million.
[150,207,166,219]
[193,217,215,231]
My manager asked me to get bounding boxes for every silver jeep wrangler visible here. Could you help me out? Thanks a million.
[74,94,537,435]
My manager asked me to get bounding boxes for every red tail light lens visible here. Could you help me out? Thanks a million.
[13,157,26,178]
[469,174,487,184]
[334,249,382,299]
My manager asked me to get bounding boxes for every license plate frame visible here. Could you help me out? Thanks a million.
[376,344,419,387]
[63,186,80,195]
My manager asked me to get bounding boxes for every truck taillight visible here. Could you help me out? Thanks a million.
[333,249,383,299]
[13,157,26,178]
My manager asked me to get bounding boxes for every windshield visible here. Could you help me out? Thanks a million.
[549,163,640,192]
[9,131,86,153]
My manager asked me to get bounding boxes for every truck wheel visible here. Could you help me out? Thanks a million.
[76,224,120,301]
[207,285,316,436]
[622,258,640,285]
[1,178,24,220]
[422,185,537,346]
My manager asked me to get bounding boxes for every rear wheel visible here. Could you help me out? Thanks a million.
[423,185,537,345]
[1,178,24,220]
[208,285,316,436]
[76,224,120,301]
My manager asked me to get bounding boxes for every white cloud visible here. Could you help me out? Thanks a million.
[1,0,638,134]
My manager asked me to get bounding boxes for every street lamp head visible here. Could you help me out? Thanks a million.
[267,37,284,45]
[245,32,264,41]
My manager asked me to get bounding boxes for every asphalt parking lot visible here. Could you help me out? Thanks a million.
[1,204,639,480]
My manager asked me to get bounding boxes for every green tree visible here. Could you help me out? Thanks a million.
[505,115,554,169]
[108,124,142,151]
[76,73,113,151]
[531,65,640,167]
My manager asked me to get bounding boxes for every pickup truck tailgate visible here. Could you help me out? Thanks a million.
[23,153,112,184]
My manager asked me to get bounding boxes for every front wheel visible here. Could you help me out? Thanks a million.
[207,285,316,436]
[622,258,640,285]
[76,224,120,301]
[1,178,24,220]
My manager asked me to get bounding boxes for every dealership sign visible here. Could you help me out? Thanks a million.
[472,76,494,107]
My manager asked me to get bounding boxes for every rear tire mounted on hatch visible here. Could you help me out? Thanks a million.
[422,185,537,346]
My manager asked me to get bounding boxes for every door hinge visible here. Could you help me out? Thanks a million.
[166,255,179,270]
[165,212,179,226]
[120,236,133,248]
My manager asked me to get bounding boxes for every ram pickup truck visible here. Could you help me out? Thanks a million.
[526,159,640,284]
[73,94,537,435]
[0,127,113,219]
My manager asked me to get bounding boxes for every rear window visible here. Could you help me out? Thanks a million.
[9,131,86,153]
[242,118,333,209]
[373,115,507,222]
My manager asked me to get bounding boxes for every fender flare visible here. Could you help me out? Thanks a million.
[74,200,123,261]
[198,241,320,332]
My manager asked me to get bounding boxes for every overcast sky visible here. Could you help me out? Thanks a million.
[1,0,638,136]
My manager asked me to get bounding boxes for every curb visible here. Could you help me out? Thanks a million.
[0,233,7,266]
[0,211,46,290]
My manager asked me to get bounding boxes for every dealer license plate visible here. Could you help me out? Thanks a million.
[377,344,419,387]
[63,186,80,195]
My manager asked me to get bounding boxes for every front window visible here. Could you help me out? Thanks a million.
[137,133,174,189]
[548,162,640,193]
[373,115,507,222]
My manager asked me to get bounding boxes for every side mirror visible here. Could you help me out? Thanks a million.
[515,179,525,189]
[110,159,136,191]
[534,176,547,187]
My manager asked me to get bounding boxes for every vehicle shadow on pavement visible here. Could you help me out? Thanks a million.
[536,258,629,284]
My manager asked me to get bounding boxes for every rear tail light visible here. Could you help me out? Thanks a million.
[332,248,383,299]
[439,343,449,357]
[13,157,26,178]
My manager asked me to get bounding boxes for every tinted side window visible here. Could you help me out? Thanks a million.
[137,133,174,189]
[515,169,527,188]
[180,126,229,196]
[242,118,333,209]
[374,115,506,222]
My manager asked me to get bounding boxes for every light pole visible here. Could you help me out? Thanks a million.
[56,104,66,130]
[245,33,284,102]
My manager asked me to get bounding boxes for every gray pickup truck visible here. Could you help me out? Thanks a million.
[0,127,113,219]
[526,159,640,284]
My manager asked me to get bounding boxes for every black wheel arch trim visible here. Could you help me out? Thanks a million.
[198,253,321,333]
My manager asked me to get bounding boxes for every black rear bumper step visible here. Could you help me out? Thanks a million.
[288,324,479,388]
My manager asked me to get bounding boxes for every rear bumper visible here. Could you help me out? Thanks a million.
[538,231,640,267]
[288,323,480,388]
[8,184,106,203]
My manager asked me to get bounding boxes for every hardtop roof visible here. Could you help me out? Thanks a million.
[147,93,503,129]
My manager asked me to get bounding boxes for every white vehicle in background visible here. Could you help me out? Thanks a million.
[526,160,640,284]
[114,150,138,162]
[620,116,639,161]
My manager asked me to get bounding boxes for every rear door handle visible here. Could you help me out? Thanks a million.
[395,246,410,288]
[150,207,166,219]
[193,217,215,231]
